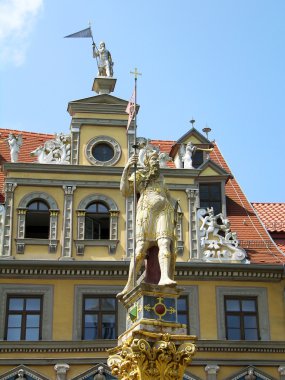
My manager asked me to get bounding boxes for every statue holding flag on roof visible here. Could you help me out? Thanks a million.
[93,41,113,77]
[64,25,114,77]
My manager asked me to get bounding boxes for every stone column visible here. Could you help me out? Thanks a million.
[61,185,76,260]
[278,366,285,380]
[125,196,134,259]
[54,363,70,380]
[205,364,220,380]
[1,182,17,257]
[185,187,198,261]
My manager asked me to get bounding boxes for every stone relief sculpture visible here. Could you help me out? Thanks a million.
[93,41,114,77]
[31,133,71,164]
[118,149,177,296]
[93,366,107,380]
[136,137,172,168]
[6,133,22,162]
[198,207,246,263]
[15,369,25,379]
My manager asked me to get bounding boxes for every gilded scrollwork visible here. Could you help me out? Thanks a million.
[107,335,196,380]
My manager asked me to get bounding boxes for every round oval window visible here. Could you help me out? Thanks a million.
[92,143,114,162]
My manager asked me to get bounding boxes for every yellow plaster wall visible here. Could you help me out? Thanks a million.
[79,124,128,166]
[199,166,220,176]
[184,135,204,144]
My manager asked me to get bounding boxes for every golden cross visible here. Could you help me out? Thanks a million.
[130,67,142,79]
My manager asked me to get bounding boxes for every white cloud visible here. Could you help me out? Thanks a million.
[0,0,43,67]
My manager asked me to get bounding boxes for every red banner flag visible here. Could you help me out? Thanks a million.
[126,88,136,131]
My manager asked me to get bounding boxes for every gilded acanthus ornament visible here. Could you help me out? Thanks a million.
[108,334,196,380]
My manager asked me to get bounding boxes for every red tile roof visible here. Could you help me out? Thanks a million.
[0,129,53,202]
[252,203,285,232]
[150,139,285,265]
[209,144,285,264]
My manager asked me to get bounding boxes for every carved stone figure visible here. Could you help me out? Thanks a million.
[6,133,22,162]
[119,150,177,296]
[93,41,113,77]
[175,141,213,169]
[198,208,246,263]
[31,133,71,164]
[94,366,106,380]
[159,152,173,168]
[16,369,25,379]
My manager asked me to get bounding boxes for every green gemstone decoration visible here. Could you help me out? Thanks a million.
[129,304,138,322]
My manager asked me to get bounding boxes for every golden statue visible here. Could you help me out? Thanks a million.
[119,150,177,296]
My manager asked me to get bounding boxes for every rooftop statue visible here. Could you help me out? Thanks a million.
[176,141,213,169]
[6,133,22,163]
[118,150,177,296]
[93,41,114,77]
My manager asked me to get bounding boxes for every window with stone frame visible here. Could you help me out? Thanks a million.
[199,182,222,214]
[224,296,260,340]
[25,200,50,239]
[5,295,43,341]
[85,201,110,240]
[82,295,117,340]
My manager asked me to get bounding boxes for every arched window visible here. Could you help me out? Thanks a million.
[76,194,119,255]
[85,202,110,240]
[25,200,50,239]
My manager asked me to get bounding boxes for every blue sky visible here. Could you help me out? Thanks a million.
[1,0,284,202]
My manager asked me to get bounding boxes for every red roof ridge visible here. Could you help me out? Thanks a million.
[252,202,285,205]
[0,128,54,138]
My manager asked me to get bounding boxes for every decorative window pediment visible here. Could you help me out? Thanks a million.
[0,365,49,380]
[71,363,116,380]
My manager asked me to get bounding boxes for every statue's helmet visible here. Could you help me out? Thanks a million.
[99,41,105,48]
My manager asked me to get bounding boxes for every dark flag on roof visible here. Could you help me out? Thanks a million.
[64,27,93,39]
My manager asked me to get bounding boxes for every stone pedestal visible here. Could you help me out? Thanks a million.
[92,77,117,95]
[108,283,196,380]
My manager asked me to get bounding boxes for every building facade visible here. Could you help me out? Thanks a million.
[0,77,284,380]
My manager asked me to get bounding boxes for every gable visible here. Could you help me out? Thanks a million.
[198,159,231,178]
[0,365,49,380]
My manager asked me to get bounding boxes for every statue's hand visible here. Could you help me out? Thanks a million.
[126,154,138,169]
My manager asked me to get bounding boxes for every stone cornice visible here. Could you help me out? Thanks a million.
[0,340,284,357]
[0,260,283,281]
[3,163,124,175]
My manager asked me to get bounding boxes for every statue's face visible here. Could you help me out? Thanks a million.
[100,42,105,49]
[149,154,159,168]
